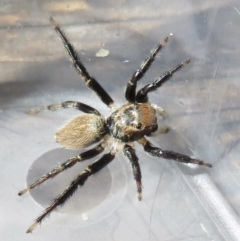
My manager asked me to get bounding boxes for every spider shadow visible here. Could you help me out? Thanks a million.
[26,147,126,217]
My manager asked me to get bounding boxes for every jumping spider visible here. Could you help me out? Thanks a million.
[18,17,212,233]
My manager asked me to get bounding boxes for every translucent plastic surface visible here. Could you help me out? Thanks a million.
[1,1,240,240]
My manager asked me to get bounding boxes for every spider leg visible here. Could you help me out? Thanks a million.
[50,17,114,108]
[138,137,212,168]
[125,37,169,103]
[151,104,168,119]
[148,126,170,138]
[136,59,191,103]
[158,126,170,134]
[26,152,115,233]
[26,100,101,115]
[18,142,105,196]
[123,144,142,200]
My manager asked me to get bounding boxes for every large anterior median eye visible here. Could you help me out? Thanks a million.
[136,123,142,129]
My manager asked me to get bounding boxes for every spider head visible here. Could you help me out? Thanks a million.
[107,102,158,142]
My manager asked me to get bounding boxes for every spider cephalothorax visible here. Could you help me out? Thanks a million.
[19,17,212,233]
[107,102,158,142]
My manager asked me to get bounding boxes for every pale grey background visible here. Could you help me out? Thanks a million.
[1,0,240,240]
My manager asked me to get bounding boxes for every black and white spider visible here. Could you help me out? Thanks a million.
[18,17,212,233]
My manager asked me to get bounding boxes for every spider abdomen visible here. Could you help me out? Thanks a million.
[106,102,157,142]
[55,114,107,149]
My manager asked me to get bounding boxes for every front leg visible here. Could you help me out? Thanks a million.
[125,37,169,103]
[138,137,212,168]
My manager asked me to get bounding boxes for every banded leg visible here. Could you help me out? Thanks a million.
[125,37,169,103]
[50,17,114,108]
[18,143,105,196]
[136,59,191,103]
[26,100,101,115]
[26,152,115,233]
[123,144,142,200]
[138,137,212,167]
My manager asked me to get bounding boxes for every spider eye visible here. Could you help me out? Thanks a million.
[136,123,142,129]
